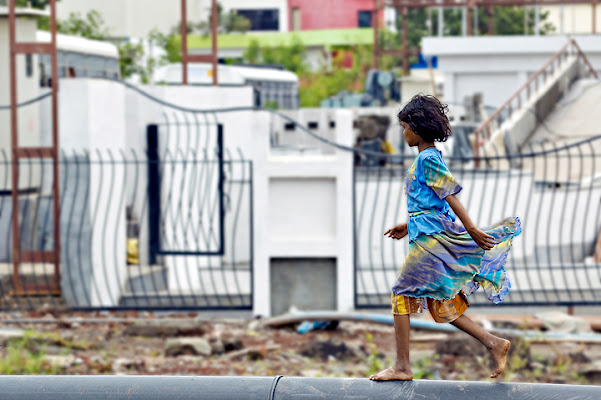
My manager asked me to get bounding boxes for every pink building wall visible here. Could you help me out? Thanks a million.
[288,0,382,31]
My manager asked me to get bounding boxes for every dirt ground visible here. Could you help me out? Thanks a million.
[1,310,601,385]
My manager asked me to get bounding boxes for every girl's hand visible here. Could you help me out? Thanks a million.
[467,227,496,250]
[384,223,408,240]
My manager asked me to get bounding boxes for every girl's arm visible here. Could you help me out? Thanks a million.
[384,223,407,240]
[445,194,496,250]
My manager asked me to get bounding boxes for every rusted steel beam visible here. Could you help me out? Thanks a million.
[373,0,381,68]
[379,48,421,56]
[487,4,494,34]
[593,0,597,34]
[180,0,188,84]
[181,0,218,85]
[8,0,21,294]
[184,54,214,63]
[401,6,409,75]
[384,0,598,7]
[13,42,53,54]
[15,147,55,158]
[9,0,61,296]
[21,251,57,263]
[49,0,61,296]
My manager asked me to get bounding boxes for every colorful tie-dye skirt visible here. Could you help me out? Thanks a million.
[392,216,521,304]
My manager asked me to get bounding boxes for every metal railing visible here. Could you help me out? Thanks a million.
[0,148,253,311]
[354,136,601,309]
[473,39,599,157]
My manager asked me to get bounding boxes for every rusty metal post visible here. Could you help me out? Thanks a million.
[8,0,20,293]
[181,0,218,86]
[487,4,494,35]
[373,0,380,69]
[402,6,409,75]
[467,6,473,35]
[50,0,61,291]
[9,0,61,295]
[210,0,218,85]
[181,0,188,85]
[593,0,597,34]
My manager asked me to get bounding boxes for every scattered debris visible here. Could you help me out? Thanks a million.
[226,344,281,360]
[299,338,366,361]
[536,311,593,334]
[164,338,212,357]
[124,320,208,337]
[297,321,339,334]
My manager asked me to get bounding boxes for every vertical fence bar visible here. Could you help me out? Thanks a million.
[218,124,225,256]
[147,125,160,266]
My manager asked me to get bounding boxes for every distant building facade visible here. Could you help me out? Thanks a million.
[287,0,377,31]
[55,0,289,38]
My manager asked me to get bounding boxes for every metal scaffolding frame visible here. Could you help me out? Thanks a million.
[373,0,599,74]
[8,0,61,295]
[181,0,218,85]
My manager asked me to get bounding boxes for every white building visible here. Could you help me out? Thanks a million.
[422,35,601,108]
[543,4,601,34]
[54,0,288,38]
[0,7,45,189]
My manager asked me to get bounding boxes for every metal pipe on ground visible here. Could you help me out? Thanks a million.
[1,376,601,400]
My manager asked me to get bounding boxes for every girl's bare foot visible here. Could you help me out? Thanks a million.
[489,339,511,378]
[369,366,413,381]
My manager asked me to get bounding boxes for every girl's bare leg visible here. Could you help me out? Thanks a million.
[450,314,511,378]
[369,314,413,380]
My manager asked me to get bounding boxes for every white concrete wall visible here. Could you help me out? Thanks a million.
[59,79,127,307]
[252,109,354,317]
[423,35,601,108]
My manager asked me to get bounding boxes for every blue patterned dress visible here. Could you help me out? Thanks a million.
[392,148,521,304]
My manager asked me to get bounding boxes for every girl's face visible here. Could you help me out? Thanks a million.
[401,121,420,147]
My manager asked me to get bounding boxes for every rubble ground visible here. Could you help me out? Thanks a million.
[1,311,601,384]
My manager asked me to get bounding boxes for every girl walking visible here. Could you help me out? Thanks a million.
[370,94,521,381]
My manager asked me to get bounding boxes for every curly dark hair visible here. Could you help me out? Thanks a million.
[397,94,452,142]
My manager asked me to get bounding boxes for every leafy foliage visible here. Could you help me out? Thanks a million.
[394,6,555,50]
[174,1,250,35]
[57,10,109,40]
[242,37,375,107]
[37,9,109,40]
[0,330,61,375]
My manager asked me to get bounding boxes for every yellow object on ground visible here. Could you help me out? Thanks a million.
[127,238,139,265]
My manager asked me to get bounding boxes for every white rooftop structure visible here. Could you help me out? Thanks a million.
[423,35,601,108]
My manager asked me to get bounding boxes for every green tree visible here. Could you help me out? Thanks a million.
[396,6,555,49]
[37,8,162,81]
[118,42,145,81]
[38,10,109,40]
[185,1,251,35]
[57,10,109,40]
[242,37,375,107]
[243,39,261,64]
[242,36,308,75]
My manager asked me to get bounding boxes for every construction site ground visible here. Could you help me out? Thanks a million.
[2,309,601,385]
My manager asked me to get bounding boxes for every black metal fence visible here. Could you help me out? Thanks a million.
[0,144,253,311]
[354,136,601,308]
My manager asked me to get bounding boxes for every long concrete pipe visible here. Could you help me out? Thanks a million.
[1,376,601,399]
